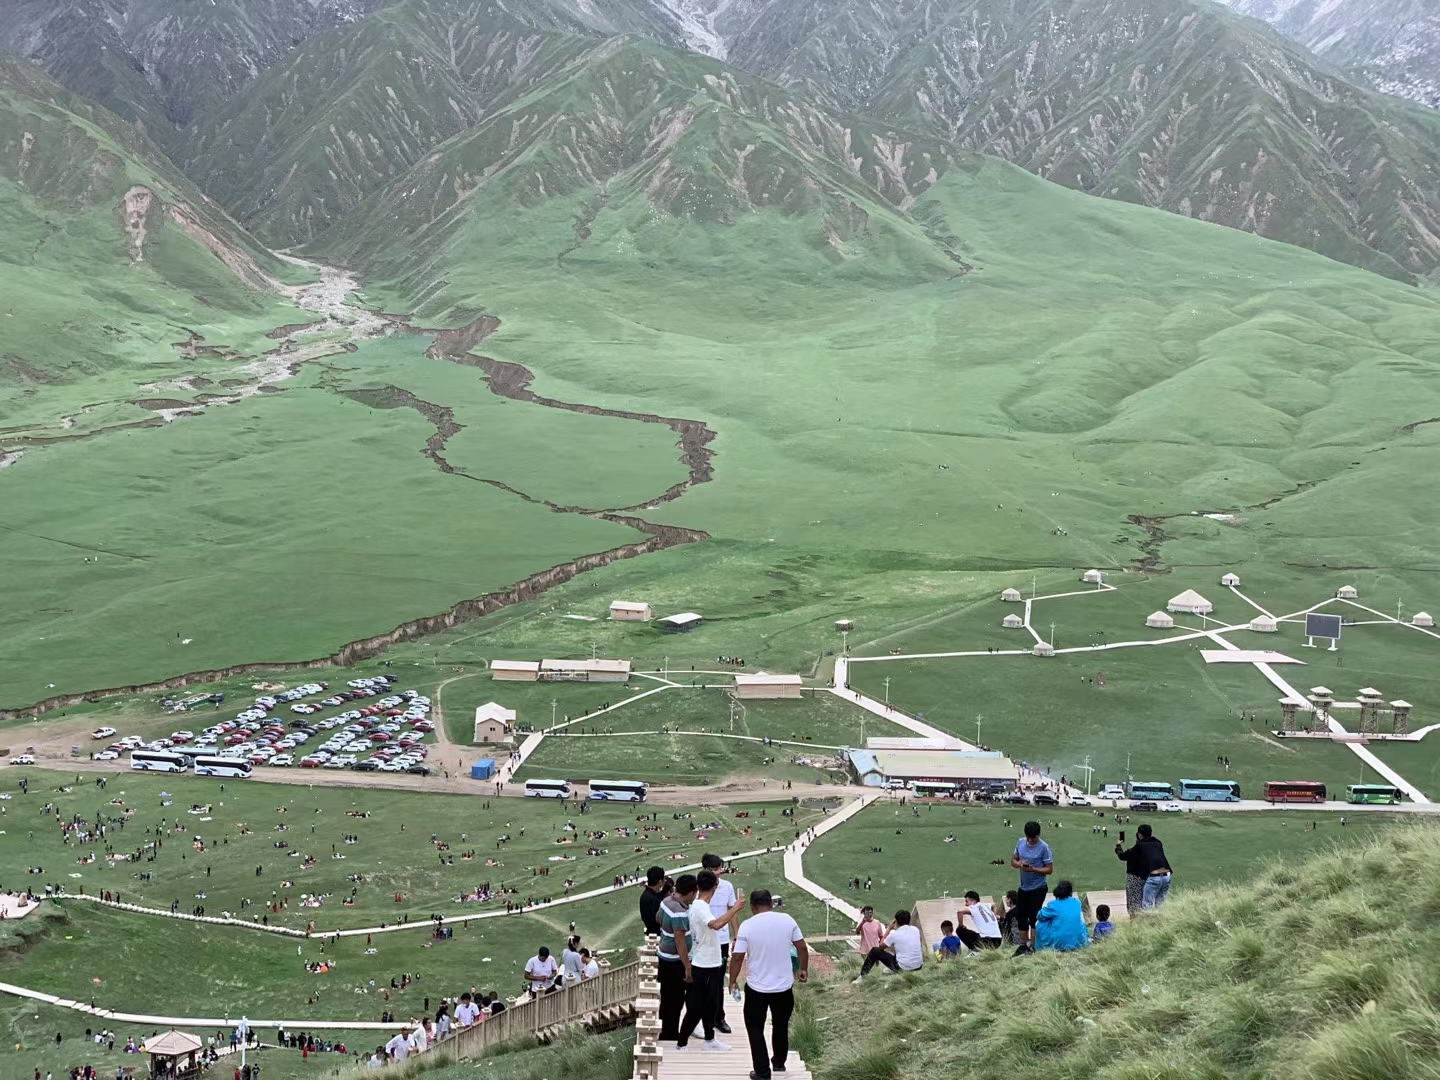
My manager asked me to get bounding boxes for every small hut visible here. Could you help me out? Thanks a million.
[1336,585,1358,599]
[1082,570,1104,584]
[1146,611,1175,629]
[1250,615,1278,633]
[1002,613,1025,628]
[145,1031,204,1080]
[1167,589,1213,615]
[1220,573,1240,587]
[1000,588,1023,602]
[1413,612,1434,628]
[1032,642,1056,657]
[609,601,652,622]
[473,702,517,744]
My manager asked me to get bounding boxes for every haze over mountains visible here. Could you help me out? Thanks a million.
[3,0,1440,289]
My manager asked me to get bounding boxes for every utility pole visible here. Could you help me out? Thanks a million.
[1073,755,1094,795]
[1126,752,1132,783]
[841,629,849,655]
[1031,573,1037,599]
[975,714,983,746]
[551,699,558,729]
[591,640,598,660]
[883,676,891,706]
[663,655,669,678]
[1049,622,1056,647]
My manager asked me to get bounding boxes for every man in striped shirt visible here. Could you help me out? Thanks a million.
[656,874,697,1041]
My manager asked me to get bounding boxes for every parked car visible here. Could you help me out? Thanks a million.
[1129,800,1160,812]
[94,750,120,761]
[91,726,118,740]
[407,765,431,776]
[352,760,381,772]
[1032,792,1060,806]
[1002,792,1030,805]
[270,755,295,767]
[1068,795,1092,807]
[1160,802,1184,813]
[1099,785,1126,800]
[9,754,35,765]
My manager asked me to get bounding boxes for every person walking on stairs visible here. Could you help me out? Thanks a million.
[730,888,808,1080]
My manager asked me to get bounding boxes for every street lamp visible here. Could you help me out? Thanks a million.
[551,699,558,729]
[975,714,983,746]
[883,676,891,707]
[1072,755,1094,795]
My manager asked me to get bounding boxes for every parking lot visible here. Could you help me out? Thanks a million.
[83,676,438,775]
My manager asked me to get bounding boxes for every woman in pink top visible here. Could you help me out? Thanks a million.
[855,906,886,953]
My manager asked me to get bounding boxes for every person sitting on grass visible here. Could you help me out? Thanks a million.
[852,910,923,983]
[958,892,1003,952]
[1091,904,1116,941]
[1034,881,1088,952]
[935,920,962,960]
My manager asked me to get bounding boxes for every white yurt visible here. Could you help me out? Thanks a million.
[1167,589,1214,615]
[1413,611,1434,628]
[1082,569,1104,584]
[1002,614,1025,628]
[1220,572,1240,587]
[1336,585,1358,599]
[1001,588,1023,602]
[1146,611,1175,629]
[1033,642,1056,657]
[1250,615,1278,633]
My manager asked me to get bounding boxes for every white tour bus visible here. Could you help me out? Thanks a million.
[130,749,190,773]
[524,778,572,799]
[194,755,253,779]
[587,779,648,802]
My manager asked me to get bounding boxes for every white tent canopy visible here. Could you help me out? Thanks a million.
[1167,589,1213,614]
[1146,611,1175,628]
[1220,573,1240,586]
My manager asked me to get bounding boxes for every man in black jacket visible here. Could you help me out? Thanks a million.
[639,866,668,935]
[1115,824,1172,913]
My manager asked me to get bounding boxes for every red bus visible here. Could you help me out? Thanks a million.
[1264,780,1327,803]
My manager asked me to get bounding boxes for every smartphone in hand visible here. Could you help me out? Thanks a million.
[1119,831,1126,843]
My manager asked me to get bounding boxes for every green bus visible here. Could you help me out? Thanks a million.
[1346,784,1403,805]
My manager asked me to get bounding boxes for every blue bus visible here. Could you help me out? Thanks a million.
[1179,779,1240,802]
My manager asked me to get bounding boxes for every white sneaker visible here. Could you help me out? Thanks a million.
[701,1040,731,1052]
[672,1044,689,1053]
[852,975,864,985]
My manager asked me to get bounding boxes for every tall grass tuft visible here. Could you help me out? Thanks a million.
[815,1040,903,1080]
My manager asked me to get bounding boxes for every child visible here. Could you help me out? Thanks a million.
[1091,904,1116,941]
[936,919,962,959]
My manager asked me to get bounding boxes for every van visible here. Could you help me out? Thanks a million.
[1098,785,1126,800]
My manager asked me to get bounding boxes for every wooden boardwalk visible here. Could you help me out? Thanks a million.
[658,1022,812,1080]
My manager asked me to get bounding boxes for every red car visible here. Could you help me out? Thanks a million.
[299,758,324,768]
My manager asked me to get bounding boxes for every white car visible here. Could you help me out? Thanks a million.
[9,754,35,765]
[94,750,120,761]
[1161,802,1184,813]
[377,761,406,772]
[1098,786,1126,800]
[1068,795,1092,807]
[91,726,118,740]
[270,755,295,767]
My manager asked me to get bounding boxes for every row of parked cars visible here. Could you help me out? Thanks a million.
[279,690,435,772]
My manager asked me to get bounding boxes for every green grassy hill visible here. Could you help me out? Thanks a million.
[801,823,1440,1080]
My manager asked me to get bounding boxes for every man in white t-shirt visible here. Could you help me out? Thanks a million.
[701,854,739,1034]
[453,993,480,1027]
[524,947,560,993]
[384,1028,411,1062]
[675,869,747,1053]
[729,888,808,1080]
[852,910,923,983]
[580,948,601,979]
[407,1020,428,1055]
[958,891,1003,952]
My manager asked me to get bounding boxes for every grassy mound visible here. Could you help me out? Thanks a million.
[803,824,1440,1080]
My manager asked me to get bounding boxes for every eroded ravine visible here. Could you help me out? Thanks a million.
[0,264,715,718]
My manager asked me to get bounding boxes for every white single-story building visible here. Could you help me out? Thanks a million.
[1001,588,1023,602]
[473,702,517,745]
[1033,642,1056,657]
[848,749,1019,789]
[865,736,971,751]
[734,672,803,699]
[1002,613,1025,628]
[1413,611,1434,628]
[1082,570,1104,584]
[1250,615,1278,633]
[539,658,632,683]
[660,612,704,633]
[492,660,541,682]
[1221,572,1240,587]
[1146,611,1175,629]
[609,601,652,622]
[1167,589,1213,615]
[1336,585,1358,599]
